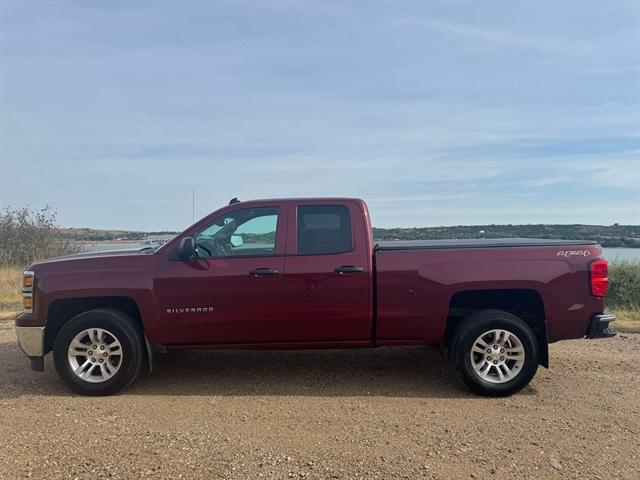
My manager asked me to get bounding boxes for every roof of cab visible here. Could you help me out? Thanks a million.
[228,197,365,206]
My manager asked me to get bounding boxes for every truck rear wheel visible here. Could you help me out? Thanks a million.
[451,309,539,396]
[53,308,144,396]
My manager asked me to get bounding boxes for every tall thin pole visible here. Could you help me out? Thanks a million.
[192,188,195,224]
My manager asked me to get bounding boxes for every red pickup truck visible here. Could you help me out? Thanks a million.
[16,198,615,396]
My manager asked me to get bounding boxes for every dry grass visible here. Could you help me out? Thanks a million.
[0,267,22,320]
[612,308,640,334]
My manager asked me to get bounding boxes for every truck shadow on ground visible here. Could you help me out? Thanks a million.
[0,342,537,399]
[132,346,538,398]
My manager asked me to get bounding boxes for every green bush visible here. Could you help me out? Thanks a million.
[608,261,640,310]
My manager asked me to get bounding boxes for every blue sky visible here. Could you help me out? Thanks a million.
[1,1,638,230]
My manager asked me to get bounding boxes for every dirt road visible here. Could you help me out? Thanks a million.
[1,319,638,480]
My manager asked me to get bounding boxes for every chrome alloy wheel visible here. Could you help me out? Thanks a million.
[67,328,123,383]
[470,329,525,384]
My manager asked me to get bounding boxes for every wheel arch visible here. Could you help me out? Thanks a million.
[445,288,549,368]
[44,296,144,354]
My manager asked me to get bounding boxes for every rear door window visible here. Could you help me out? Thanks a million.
[297,205,352,255]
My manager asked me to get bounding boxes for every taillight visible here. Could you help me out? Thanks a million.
[590,259,608,297]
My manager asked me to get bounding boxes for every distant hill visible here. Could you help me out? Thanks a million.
[57,224,640,248]
[372,224,640,248]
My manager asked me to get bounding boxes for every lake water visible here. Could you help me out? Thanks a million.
[602,248,640,263]
[85,242,158,252]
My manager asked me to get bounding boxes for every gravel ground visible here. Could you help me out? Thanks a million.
[1,319,638,480]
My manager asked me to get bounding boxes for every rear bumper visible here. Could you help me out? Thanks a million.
[586,313,617,339]
[15,326,45,371]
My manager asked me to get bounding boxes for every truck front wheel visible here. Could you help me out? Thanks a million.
[53,308,144,396]
[451,309,539,396]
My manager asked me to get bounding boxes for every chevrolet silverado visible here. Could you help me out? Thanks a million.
[15,198,616,396]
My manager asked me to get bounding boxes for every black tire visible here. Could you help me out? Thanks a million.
[53,308,144,396]
[451,309,539,396]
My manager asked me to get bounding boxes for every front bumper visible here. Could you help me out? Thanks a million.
[15,326,45,371]
[586,313,617,339]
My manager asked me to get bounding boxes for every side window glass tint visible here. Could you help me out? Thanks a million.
[297,205,352,255]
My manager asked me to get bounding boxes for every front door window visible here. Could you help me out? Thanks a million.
[195,207,279,258]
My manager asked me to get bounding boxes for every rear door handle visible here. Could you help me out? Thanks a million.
[250,268,280,277]
[334,265,365,274]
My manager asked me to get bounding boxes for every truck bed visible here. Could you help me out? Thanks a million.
[375,238,597,251]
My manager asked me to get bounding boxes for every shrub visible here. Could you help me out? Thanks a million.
[607,260,640,310]
[0,206,84,267]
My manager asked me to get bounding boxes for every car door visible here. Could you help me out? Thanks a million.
[282,202,372,343]
[155,206,286,345]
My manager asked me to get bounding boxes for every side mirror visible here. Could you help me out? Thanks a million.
[176,236,195,259]
[230,234,244,248]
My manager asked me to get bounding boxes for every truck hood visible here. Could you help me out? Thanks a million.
[28,248,157,270]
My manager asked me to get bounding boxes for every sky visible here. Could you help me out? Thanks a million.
[0,0,639,231]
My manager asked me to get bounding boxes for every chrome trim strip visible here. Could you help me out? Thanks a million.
[15,326,45,357]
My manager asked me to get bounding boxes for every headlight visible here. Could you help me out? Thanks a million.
[22,271,34,313]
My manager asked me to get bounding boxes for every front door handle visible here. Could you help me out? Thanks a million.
[334,265,365,274]
[250,268,280,277]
